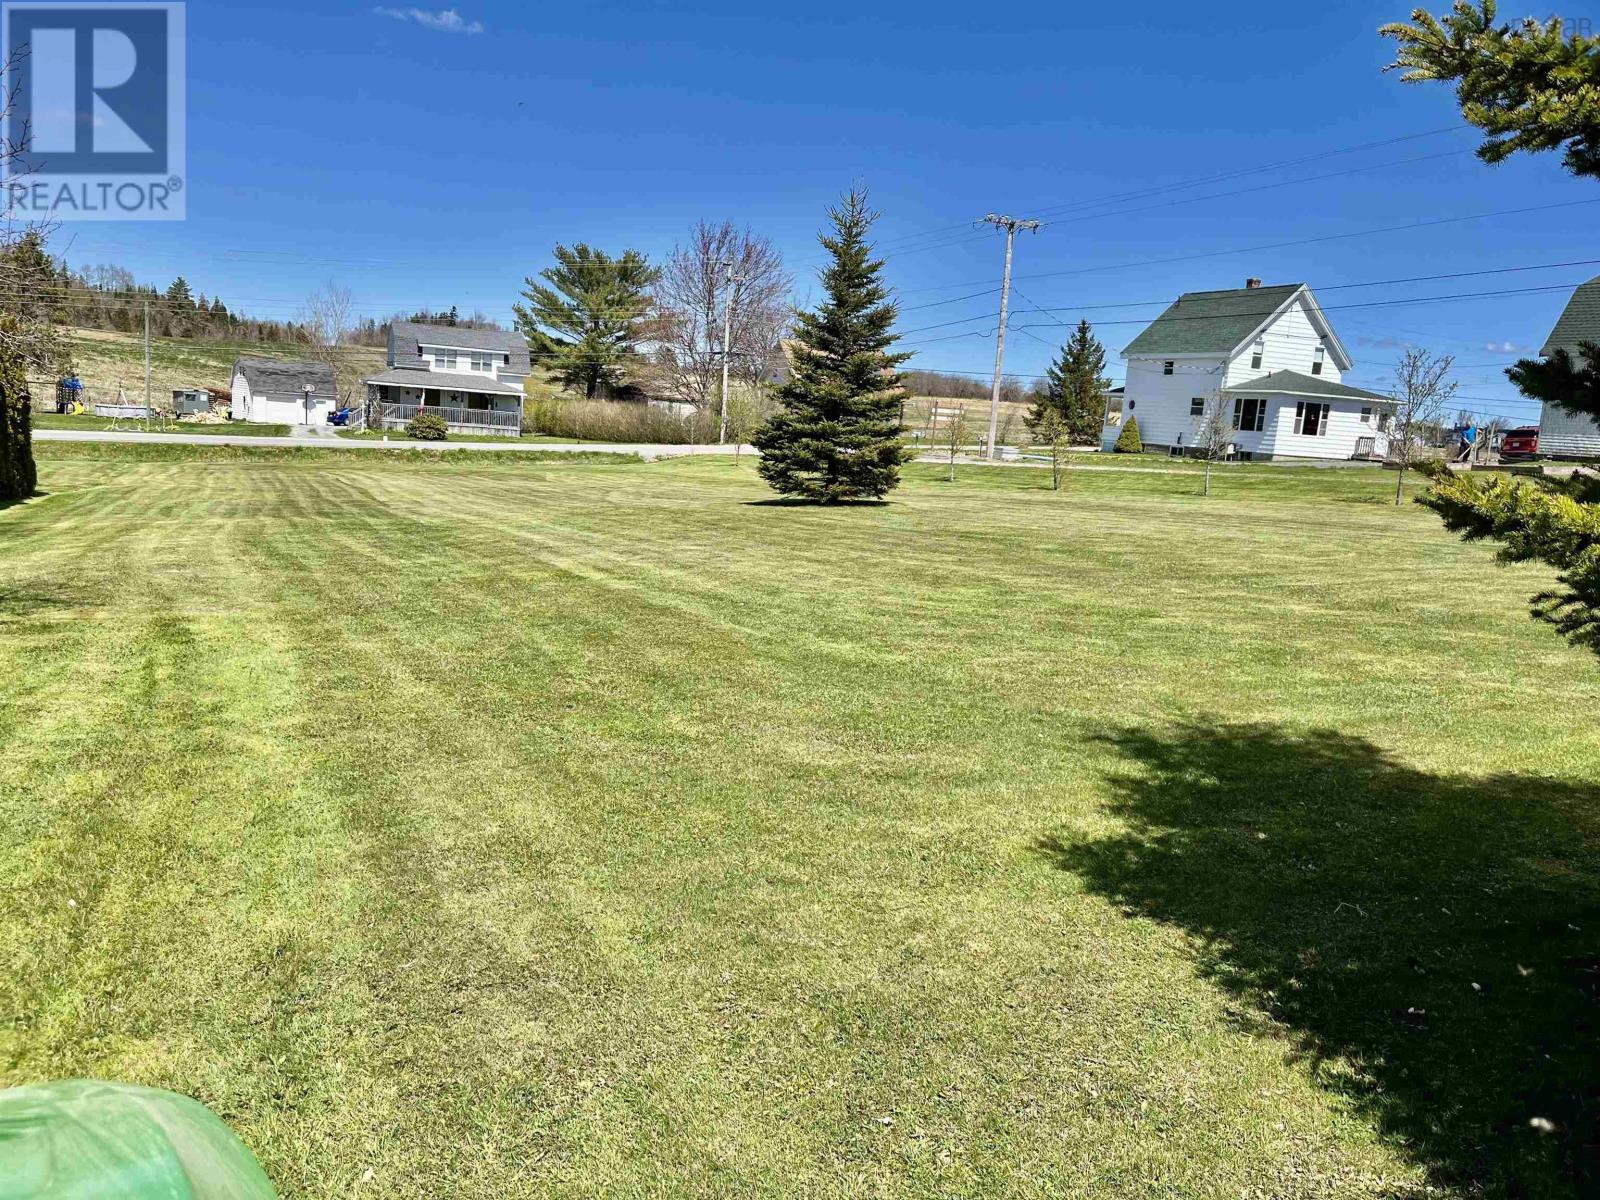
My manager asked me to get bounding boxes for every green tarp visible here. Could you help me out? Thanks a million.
[0,1080,277,1199]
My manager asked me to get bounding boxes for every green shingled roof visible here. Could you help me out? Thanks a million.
[1223,370,1390,403]
[1123,284,1303,357]
[1541,275,1600,355]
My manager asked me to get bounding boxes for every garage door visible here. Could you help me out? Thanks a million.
[257,395,333,425]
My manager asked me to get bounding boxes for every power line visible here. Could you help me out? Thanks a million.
[863,125,1467,256]
[897,196,1600,296]
[875,145,1475,264]
[1008,281,1595,332]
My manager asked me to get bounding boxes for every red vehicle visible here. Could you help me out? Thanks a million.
[1499,426,1540,461]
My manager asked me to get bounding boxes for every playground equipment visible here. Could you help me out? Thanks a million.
[54,375,85,414]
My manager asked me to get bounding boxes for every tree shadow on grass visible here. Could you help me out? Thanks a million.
[1039,723,1599,1197]
[0,491,46,513]
[0,579,92,618]
[741,497,891,507]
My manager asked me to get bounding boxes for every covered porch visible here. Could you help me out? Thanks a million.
[364,370,525,437]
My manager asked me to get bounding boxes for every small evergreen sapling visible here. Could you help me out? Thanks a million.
[1113,415,1143,454]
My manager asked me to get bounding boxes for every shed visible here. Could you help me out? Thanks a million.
[171,388,212,415]
[231,356,339,425]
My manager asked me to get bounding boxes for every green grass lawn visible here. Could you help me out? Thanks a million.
[3,448,1596,1198]
[336,428,593,445]
[33,411,291,437]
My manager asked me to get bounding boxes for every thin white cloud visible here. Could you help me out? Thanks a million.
[373,7,484,34]
[1484,340,1534,354]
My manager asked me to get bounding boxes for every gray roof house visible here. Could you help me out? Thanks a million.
[1110,279,1392,461]
[365,322,532,436]
[230,356,339,425]
[1536,275,1600,459]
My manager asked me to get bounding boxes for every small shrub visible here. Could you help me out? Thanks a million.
[407,411,449,441]
[1113,415,1143,454]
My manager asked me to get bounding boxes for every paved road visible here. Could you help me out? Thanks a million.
[36,428,752,462]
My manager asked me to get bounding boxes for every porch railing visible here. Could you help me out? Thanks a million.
[378,402,520,436]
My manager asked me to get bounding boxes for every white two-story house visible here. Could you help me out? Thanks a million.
[1107,279,1391,461]
[364,322,532,436]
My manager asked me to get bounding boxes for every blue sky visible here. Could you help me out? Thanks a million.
[45,0,1600,423]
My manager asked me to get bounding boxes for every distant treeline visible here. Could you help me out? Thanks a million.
[42,258,503,346]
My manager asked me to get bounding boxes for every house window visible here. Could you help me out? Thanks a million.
[1294,401,1331,436]
[1190,397,1205,416]
[1162,361,1174,375]
[1360,406,1373,424]
[1251,339,1264,371]
[1232,397,1267,432]
[1312,345,1326,376]
[469,351,494,372]
[430,347,458,370]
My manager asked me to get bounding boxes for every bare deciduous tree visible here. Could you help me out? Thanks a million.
[301,282,359,407]
[1031,407,1070,491]
[1190,392,1235,497]
[652,221,792,413]
[1390,348,1458,506]
[940,403,970,482]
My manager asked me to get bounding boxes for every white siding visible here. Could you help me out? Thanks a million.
[1223,295,1343,386]
[1120,355,1228,448]
[1253,398,1381,459]
[412,343,528,393]
[1540,400,1600,459]
[230,369,334,424]
[250,392,334,425]
[1122,391,1383,460]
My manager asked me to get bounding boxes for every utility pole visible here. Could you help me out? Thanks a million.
[718,260,742,445]
[980,214,1040,460]
[143,299,151,431]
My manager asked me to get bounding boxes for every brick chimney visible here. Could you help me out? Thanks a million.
[1245,277,1262,289]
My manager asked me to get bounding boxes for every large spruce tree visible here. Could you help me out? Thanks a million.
[753,189,909,502]
[1380,3,1600,658]
[1381,3,1600,181]
[1027,320,1110,447]
[514,244,659,399]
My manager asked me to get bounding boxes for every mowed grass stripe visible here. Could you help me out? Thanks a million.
[214,465,1395,1196]
[3,450,1596,1197]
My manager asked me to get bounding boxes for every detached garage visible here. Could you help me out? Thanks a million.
[231,356,338,426]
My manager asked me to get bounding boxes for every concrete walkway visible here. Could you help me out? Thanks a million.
[36,428,753,462]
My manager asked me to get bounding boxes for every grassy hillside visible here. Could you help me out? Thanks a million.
[47,329,388,404]
[3,448,1595,1197]
[53,329,578,418]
